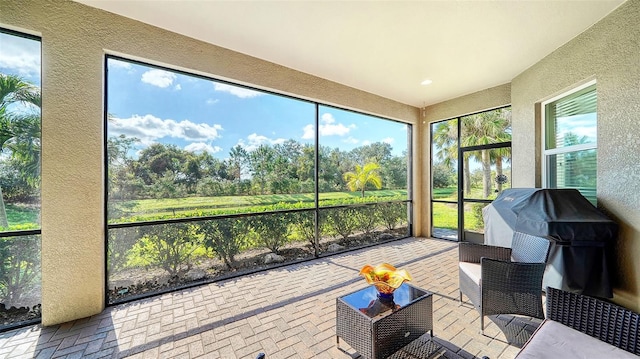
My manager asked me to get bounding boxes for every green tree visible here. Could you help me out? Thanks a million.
[0,74,41,228]
[432,120,466,194]
[432,108,511,198]
[248,145,275,195]
[350,142,392,165]
[461,109,511,198]
[343,162,382,197]
[227,144,247,181]
[106,133,139,200]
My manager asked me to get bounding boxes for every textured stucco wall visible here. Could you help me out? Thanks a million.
[417,84,512,236]
[0,0,418,325]
[511,0,640,310]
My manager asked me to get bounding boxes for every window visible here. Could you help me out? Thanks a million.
[0,29,42,330]
[543,82,597,203]
[105,56,412,303]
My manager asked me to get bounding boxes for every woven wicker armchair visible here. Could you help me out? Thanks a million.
[458,232,551,333]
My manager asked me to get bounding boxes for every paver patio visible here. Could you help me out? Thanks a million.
[0,237,540,358]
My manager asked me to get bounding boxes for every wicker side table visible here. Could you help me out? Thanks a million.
[336,283,434,359]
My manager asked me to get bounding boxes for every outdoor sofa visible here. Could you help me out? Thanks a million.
[515,287,639,358]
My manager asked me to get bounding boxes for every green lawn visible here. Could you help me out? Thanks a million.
[107,189,408,222]
[2,204,40,230]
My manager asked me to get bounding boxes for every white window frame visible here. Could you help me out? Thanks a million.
[541,79,597,190]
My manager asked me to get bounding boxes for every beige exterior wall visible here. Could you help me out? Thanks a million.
[418,84,512,236]
[511,0,640,311]
[0,0,418,325]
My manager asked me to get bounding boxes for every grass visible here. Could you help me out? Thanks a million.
[1,204,40,231]
[118,190,407,213]
[104,189,408,222]
[3,187,488,231]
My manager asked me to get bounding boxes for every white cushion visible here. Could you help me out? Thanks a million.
[458,262,481,285]
[515,319,638,359]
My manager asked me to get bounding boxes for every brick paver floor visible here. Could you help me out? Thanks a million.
[0,237,540,359]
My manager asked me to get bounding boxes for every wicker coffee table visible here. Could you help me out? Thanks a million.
[336,283,435,359]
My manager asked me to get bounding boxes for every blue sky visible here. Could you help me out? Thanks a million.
[0,32,41,87]
[106,58,409,160]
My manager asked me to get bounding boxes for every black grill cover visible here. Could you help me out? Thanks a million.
[484,188,617,298]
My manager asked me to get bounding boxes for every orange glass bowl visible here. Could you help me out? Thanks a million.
[359,263,412,295]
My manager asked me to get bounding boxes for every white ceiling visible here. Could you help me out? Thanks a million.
[76,0,624,107]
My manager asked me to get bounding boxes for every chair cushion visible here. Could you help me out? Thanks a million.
[515,319,638,359]
[458,262,481,285]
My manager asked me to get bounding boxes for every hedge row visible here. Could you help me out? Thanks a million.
[107,200,408,278]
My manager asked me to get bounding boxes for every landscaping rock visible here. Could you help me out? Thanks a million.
[327,243,345,252]
[264,253,285,264]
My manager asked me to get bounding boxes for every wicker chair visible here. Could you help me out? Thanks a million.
[458,231,551,333]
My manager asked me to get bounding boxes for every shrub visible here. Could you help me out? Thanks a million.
[199,218,249,270]
[353,205,378,237]
[469,203,486,231]
[249,212,293,254]
[132,223,202,278]
[0,235,40,306]
[324,207,358,239]
[377,202,406,230]
[107,226,140,274]
[290,210,318,256]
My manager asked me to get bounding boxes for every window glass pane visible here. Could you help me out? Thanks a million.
[546,149,597,203]
[106,58,315,223]
[431,202,458,240]
[546,86,596,150]
[316,106,410,248]
[317,202,408,254]
[464,202,489,234]
[460,107,511,148]
[106,57,413,303]
[431,119,458,200]
[462,148,511,200]
[316,106,409,206]
[0,30,42,329]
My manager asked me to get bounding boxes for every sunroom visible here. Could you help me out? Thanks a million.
[0,1,639,358]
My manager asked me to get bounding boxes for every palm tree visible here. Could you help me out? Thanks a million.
[460,109,511,198]
[343,162,382,197]
[432,109,511,198]
[432,120,471,195]
[0,74,41,228]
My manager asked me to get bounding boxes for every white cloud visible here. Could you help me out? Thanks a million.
[343,136,359,144]
[214,83,263,98]
[141,69,177,88]
[184,142,222,154]
[206,98,220,105]
[237,133,286,152]
[174,84,182,91]
[107,59,132,70]
[320,113,356,136]
[0,33,40,78]
[302,113,356,139]
[362,140,372,146]
[382,137,395,144]
[301,124,315,140]
[108,114,223,145]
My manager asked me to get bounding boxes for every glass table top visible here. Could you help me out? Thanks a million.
[340,283,430,318]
